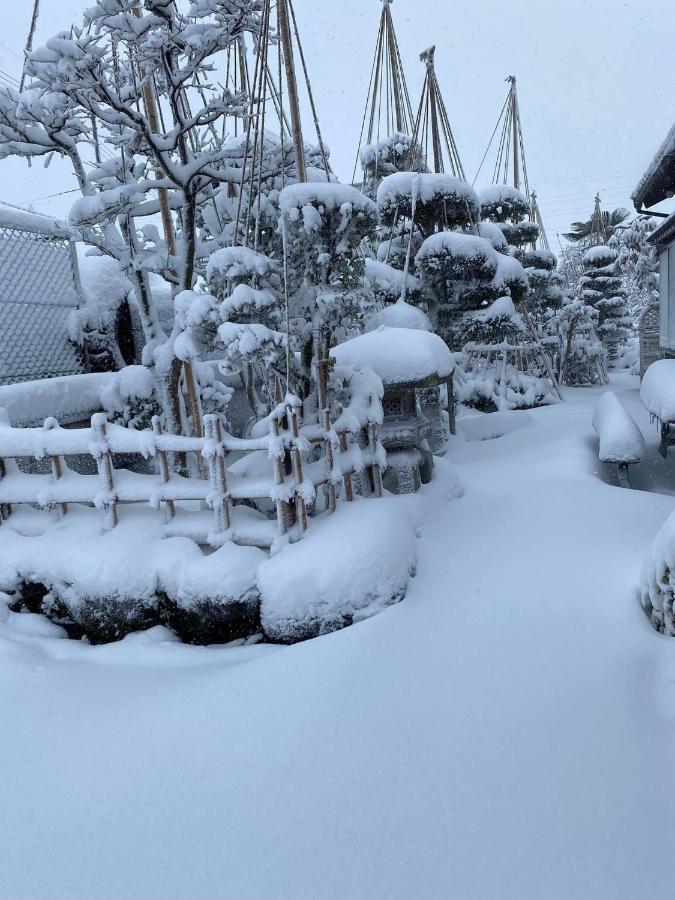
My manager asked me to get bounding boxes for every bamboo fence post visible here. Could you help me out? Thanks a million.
[214,418,232,530]
[322,409,336,513]
[289,406,307,533]
[43,418,67,520]
[204,415,229,536]
[271,416,288,535]
[92,415,118,530]
[152,416,175,523]
[367,423,383,497]
[338,430,354,501]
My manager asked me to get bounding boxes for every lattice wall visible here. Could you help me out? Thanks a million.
[0,216,85,385]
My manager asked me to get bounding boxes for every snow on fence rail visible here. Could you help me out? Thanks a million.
[0,400,383,548]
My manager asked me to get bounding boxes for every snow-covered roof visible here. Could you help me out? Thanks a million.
[330,326,454,387]
[365,300,431,333]
[632,119,675,210]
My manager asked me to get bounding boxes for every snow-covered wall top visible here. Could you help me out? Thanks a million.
[330,326,454,386]
[0,204,73,239]
[0,371,112,427]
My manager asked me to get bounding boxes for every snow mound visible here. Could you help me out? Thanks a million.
[458,410,532,441]
[0,372,112,427]
[366,300,431,333]
[592,392,644,463]
[640,359,675,422]
[331,326,454,385]
[259,498,417,643]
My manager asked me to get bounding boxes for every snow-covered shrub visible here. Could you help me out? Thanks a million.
[641,509,675,636]
[552,300,606,386]
[100,365,159,430]
[478,185,530,223]
[378,172,480,236]
[497,220,540,248]
[366,299,431,332]
[478,221,509,252]
[162,543,265,644]
[258,498,416,643]
[460,296,525,345]
[364,258,423,306]
[360,131,426,200]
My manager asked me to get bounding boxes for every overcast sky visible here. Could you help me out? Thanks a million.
[1,0,674,247]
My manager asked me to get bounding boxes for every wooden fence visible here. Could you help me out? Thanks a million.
[0,399,383,549]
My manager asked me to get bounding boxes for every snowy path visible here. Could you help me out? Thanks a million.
[3,375,675,899]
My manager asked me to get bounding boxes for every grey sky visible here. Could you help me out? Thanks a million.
[1,0,674,247]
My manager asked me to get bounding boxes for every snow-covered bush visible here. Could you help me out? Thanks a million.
[641,509,675,636]
[459,296,525,345]
[378,172,480,237]
[478,185,530,223]
[100,365,159,430]
[360,131,426,200]
[552,300,606,386]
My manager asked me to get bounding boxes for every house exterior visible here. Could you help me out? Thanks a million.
[0,204,87,385]
[633,124,675,357]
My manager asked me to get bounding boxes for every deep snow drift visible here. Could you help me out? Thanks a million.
[2,373,675,899]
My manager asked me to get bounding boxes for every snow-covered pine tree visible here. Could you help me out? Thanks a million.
[552,299,607,386]
[580,245,631,358]
[610,215,659,319]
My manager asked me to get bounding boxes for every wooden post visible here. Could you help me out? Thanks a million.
[152,416,175,522]
[368,423,383,497]
[292,446,308,534]
[43,418,67,520]
[322,409,337,513]
[204,415,230,536]
[338,430,354,501]
[277,0,306,182]
[92,415,118,530]
[510,76,520,191]
[271,417,288,535]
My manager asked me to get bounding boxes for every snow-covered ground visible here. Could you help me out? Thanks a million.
[2,372,675,899]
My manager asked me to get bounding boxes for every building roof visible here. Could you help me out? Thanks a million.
[648,211,675,249]
[633,121,675,211]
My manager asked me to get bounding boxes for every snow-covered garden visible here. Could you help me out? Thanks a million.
[2,0,675,895]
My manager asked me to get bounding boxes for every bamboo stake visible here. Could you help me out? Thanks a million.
[204,416,229,536]
[43,418,67,520]
[0,457,9,522]
[92,415,118,530]
[271,417,288,535]
[338,430,354,501]
[152,416,175,522]
[368,423,383,497]
[322,409,337,513]
[277,0,306,182]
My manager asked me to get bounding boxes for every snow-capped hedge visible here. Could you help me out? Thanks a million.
[478,221,509,252]
[416,231,499,285]
[259,497,416,643]
[516,248,557,270]
[364,258,422,305]
[641,509,675,635]
[279,182,377,228]
[491,253,529,301]
[377,172,479,231]
[478,185,530,222]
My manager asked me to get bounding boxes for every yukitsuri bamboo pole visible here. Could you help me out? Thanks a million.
[204,415,230,535]
[322,409,337,513]
[152,416,175,522]
[0,457,9,522]
[43,418,67,519]
[277,0,306,182]
[92,415,118,530]
[338,431,354,502]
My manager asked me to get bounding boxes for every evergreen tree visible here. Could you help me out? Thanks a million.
[580,245,631,357]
